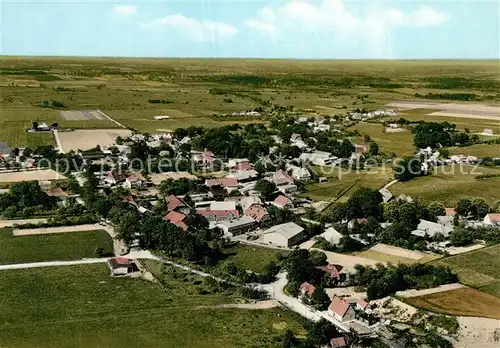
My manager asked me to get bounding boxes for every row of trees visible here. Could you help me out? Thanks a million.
[350,263,458,300]
[0,181,57,218]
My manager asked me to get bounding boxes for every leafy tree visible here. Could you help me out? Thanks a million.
[455,198,473,217]
[255,179,278,200]
[471,199,490,219]
[428,202,446,220]
[309,250,328,266]
[346,188,383,220]
[312,287,331,310]
[369,142,379,156]
[394,156,423,182]
[449,228,473,247]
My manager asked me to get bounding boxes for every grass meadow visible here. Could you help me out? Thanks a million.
[302,166,393,202]
[390,165,500,206]
[0,262,306,348]
[0,228,113,264]
[430,244,500,297]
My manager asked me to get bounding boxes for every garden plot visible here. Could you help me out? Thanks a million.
[57,129,132,152]
[60,109,106,121]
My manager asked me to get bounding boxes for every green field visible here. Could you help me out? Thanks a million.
[390,165,500,206]
[0,262,306,348]
[302,166,393,202]
[2,58,499,145]
[0,228,113,264]
[350,122,415,156]
[219,244,288,274]
[430,244,500,297]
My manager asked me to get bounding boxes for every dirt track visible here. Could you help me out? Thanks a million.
[369,243,425,260]
[13,224,103,236]
[0,170,67,183]
[57,129,131,153]
[395,283,464,298]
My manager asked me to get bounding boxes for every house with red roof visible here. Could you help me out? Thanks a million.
[298,282,316,302]
[329,337,347,348]
[328,296,355,322]
[103,170,126,187]
[163,211,188,231]
[484,213,500,226]
[356,299,371,312]
[445,208,456,216]
[272,195,293,209]
[318,264,345,284]
[197,209,239,222]
[205,177,239,193]
[107,257,136,276]
[124,172,147,189]
[244,204,270,225]
[166,195,191,214]
[273,169,294,186]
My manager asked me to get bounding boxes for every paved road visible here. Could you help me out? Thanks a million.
[53,129,65,153]
[0,258,108,271]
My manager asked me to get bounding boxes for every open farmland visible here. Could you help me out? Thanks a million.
[0,262,306,348]
[349,122,415,156]
[390,165,500,206]
[449,144,500,158]
[56,129,132,152]
[430,244,500,297]
[404,287,500,320]
[0,169,66,183]
[1,58,499,144]
[0,228,113,264]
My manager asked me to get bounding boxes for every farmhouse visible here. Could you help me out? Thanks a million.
[244,204,270,225]
[298,282,316,302]
[227,169,258,182]
[166,195,191,214]
[319,226,343,245]
[263,222,305,248]
[328,296,356,322]
[318,264,344,283]
[329,337,347,348]
[411,219,454,238]
[273,170,294,186]
[300,151,336,166]
[378,188,393,203]
[286,164,311,181]
[124,172,147,189]
[107,257,136,276]
[272,195,293,209]
[216,215,255,237]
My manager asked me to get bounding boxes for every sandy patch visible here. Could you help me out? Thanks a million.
[396,283,464,298]
[387,101,500,118]
[150,172,198,185]
[385,127,407,133]
[430,111,500,121]
[369,243,425,260]
[13,224,102,236]
[445,244,486,255]
[372,297,418,322]
[326,287,366,300]
[57,129,132,153]
[0,219,47,228]
[0,169,67,183]
[309,248,383,273]
[455,316,500,348]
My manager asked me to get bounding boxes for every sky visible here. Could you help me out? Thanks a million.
[1,0,499,59]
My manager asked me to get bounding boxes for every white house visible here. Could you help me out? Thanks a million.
[319,226,343,245]
[299,151,337,166]
[286,164,311,181]
[263,222,305,248]
[379,188,393,203]
[107,257,135,276]
[328,297,356,322]
[411,219,454,238]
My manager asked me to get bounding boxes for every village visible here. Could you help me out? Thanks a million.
[1,107,500,348]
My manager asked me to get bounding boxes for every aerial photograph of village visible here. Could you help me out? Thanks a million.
[0,1,499,347]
